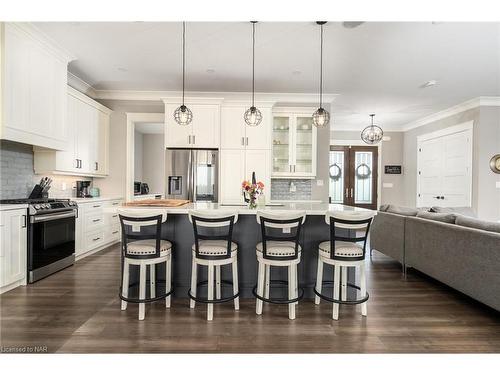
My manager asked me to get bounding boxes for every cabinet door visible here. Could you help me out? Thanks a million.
[95,111,109,175]
[0,209,27,287]
[75,207,85,257]
[245,149,271,196]
[75,100,92,173]
[191,104,220,148]
[293,116,316,176]
[271,116,293,176]
[220,106,246,149]
[245,107,272,150]
[4,24,30,133]
[165,104,193,148]
[55,94,78,171]
[220,149,246,204]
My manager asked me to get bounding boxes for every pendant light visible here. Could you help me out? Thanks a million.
[312,21,330,128]
[361,114,384,144]
[244,21,262,127]
[174,22,193,126]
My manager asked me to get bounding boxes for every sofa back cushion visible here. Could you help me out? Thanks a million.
[416,211,457,223]
[455,215,500,234]
[431,206,476,217]
[379,204,390,212]
[386,205,419,216]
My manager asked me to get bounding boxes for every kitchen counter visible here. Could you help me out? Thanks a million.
[121,202,374,217]
[0,204,28,211]
[121,203,375,300]
[67,197,123,203]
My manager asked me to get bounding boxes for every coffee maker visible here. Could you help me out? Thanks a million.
[76,181,92,198]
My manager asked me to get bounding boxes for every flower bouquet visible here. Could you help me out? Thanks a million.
[242,179,264,209]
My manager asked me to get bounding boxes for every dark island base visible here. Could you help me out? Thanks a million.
[123,214,356,301]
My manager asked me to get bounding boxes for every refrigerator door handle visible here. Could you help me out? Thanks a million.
[192,149,197,201]
[187,150,193,201]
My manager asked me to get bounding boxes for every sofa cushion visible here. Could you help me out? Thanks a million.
[416,211,457,224]
[455,216,500,234]
[431,206,476,217]
[379,204,390,212]
[386,205,419,216]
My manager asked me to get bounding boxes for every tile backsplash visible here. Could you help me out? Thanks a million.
[0,140,92,199]
[270,178,312,201]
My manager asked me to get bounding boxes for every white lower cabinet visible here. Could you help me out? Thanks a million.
[220,149,270,204]
[75,199,122,259]
[0,208,27,293]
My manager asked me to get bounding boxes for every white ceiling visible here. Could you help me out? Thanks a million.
[34,21,500,130]
[134,122,164,134]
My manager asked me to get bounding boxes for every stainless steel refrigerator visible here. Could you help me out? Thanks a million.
[165,149,218,202]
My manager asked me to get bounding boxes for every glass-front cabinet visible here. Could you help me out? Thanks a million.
[272,109,317,178]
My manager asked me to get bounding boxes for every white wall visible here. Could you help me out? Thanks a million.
[134,130,143,182]
[141,134,165,195]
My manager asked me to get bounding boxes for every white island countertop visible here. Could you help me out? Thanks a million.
[121,202,376,217]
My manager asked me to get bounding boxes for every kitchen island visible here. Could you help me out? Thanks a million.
[120,202,376,300]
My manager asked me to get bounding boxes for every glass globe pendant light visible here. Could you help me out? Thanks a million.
[173,22,193,126]
[361,114,384,145]
[312,21,330,128]
[244,21,262,127]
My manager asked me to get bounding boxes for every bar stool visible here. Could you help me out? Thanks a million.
[118,209,173,321]
[254,210,306,320]
[188,210,239,321]
[314,211,373,320]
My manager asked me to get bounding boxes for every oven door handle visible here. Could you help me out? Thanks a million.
[31,211,77,223]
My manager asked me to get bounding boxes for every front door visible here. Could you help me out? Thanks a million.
[329,145,378,210]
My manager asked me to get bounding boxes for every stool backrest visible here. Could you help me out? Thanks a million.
[256,210,306,260]
[118,208,167,259]
[188,210,238,260]
[325,211,373,261]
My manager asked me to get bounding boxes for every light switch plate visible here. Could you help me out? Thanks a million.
[316,179,324,186]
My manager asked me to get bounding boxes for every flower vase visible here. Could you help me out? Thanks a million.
[248,194,257,209]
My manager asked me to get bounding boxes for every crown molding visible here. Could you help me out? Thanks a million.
[67,85,112,115]
[93,89,337,104]
[67,72,97,98]
[401,96,500,132]
[8,23,76,63]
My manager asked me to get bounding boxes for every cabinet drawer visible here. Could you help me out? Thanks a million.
[104,224,121,243]
[84,213,104,232]
[82,202,104,215]
[85,229,105,251]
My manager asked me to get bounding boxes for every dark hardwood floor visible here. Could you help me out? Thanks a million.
[1,244,499,353]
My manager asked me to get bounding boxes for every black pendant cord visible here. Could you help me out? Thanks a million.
[370,114,375,127]
[251,21,256,108]
[319,23,323,109]
[182,21,186,107]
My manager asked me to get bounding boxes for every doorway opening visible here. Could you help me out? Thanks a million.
[329,145,379,210]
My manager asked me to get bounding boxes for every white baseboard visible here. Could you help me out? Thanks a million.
[0,278,26,295]
[76,240,120,261]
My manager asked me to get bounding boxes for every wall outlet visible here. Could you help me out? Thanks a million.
[316,179,324,186]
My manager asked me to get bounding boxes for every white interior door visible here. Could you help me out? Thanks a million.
[418,127,472,207]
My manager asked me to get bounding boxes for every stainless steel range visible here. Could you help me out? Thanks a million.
[0,198,78,283]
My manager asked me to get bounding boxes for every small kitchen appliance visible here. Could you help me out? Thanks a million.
[76,180,92,198]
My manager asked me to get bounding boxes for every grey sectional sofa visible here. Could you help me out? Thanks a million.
[371,205,500,311]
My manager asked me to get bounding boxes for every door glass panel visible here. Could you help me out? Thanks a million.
[329,151,345,203]
[272,117,290,173]
[354,151,373,204]
[295,117,313,174]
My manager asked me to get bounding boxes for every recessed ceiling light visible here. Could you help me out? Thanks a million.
[292,70,302,75]
[421,80,438,88]
[206,69,216,74]
[117,67,128,72]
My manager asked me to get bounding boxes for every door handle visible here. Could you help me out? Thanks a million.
[433,196,445,200]
[345,188,349,198]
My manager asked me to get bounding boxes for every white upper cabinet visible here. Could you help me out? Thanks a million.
[164,99,222,148]
[220,105,272,150]
[271,108,317,178]
[34,87,112,177]
[1,23,73,150]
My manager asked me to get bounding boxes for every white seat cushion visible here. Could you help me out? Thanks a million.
[318,241,364,257]
[256,241,301,257]
[192,240,238,256]
[126,239,172,256]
